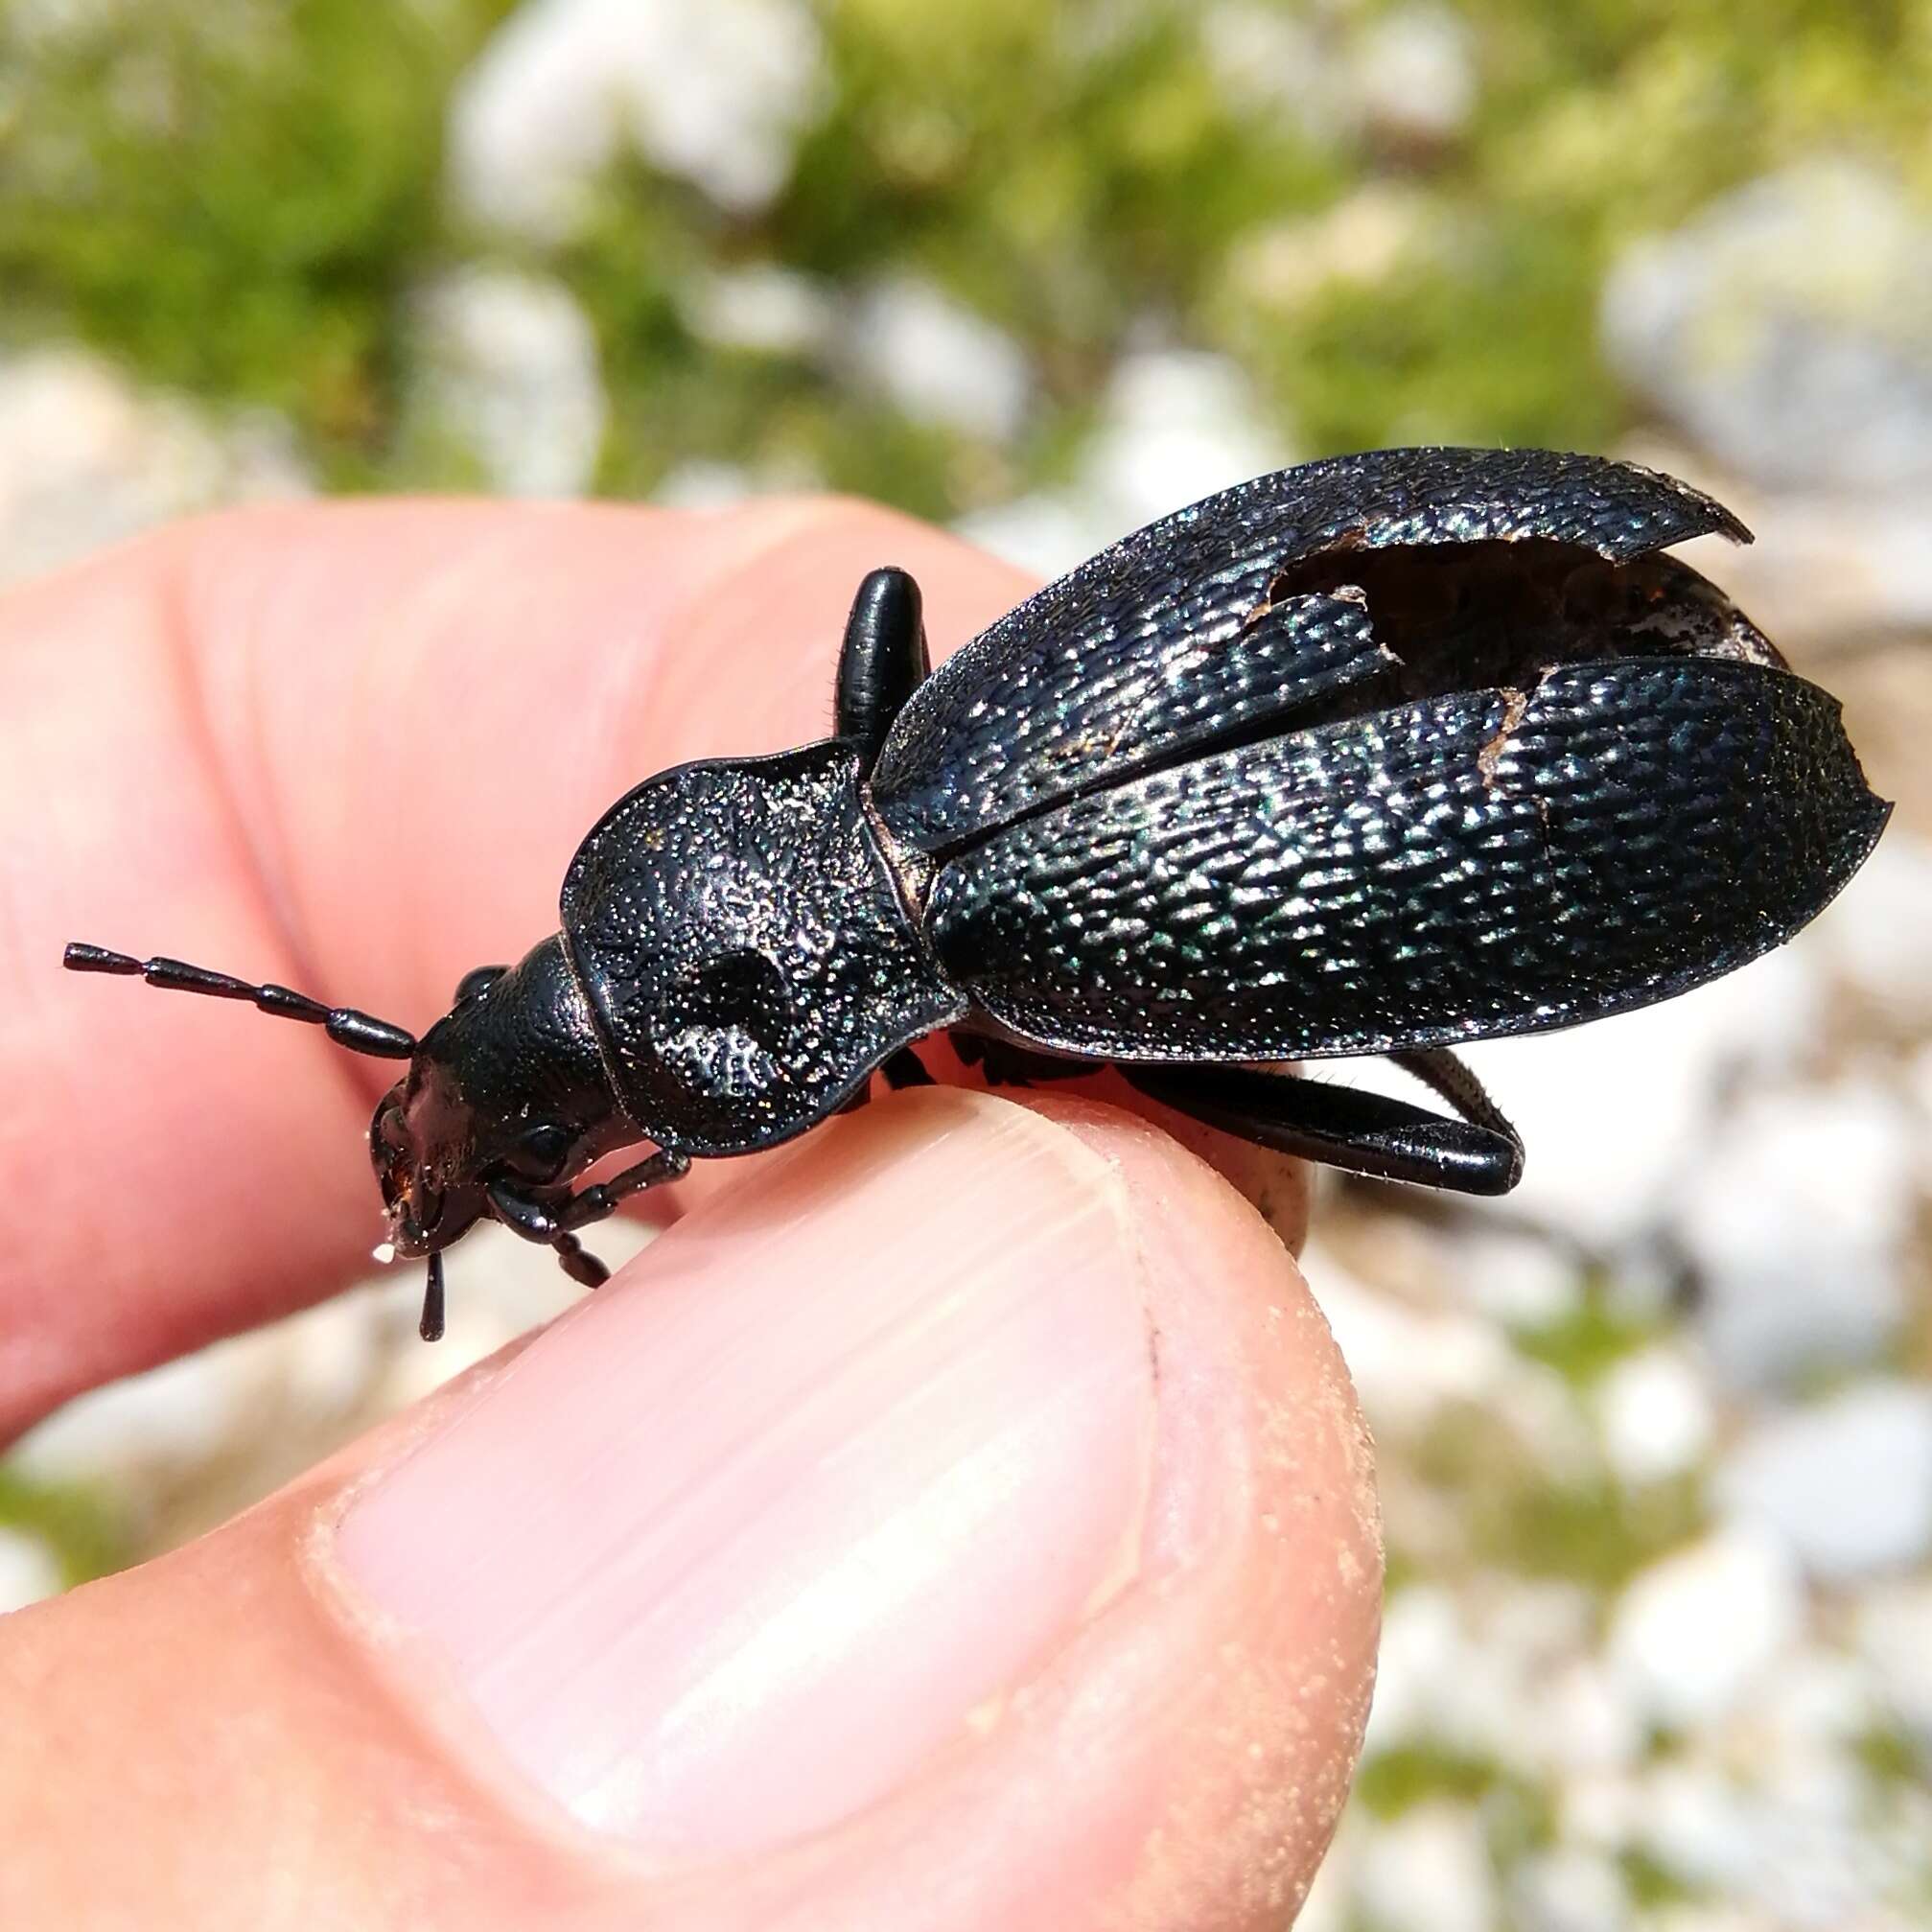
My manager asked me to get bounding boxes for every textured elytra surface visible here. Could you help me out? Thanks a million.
[873,448,1750,851]
[876,589,1393,852]
[562,742,964,1154]
[928,659,1887,1061]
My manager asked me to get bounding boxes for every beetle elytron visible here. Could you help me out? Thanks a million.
[67,449,1889,1338]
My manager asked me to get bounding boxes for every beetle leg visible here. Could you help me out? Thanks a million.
[552,1235,609,1290]
[881,1046,934,1089]
[838,1045,934,1114]
[554,1149,691,1232]
[482,1182,609,1288]
[949,1032,1092,1087]
[1387,1046,1522,1155]
[835,567,929,770]
[485,1177,563,1243]
[487,1151,688,1289]
[1121,1058,1524,1197]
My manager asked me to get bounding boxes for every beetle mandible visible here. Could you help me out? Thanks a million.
[66,449,1890,1339]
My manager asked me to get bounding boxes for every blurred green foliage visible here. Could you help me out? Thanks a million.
[0,1467,130,1590]
[0,1,518,475]
[1410,1400,1709,1593]
[2,0,1927,502]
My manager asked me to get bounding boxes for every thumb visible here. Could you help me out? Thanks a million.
[0,1090,1379,1932]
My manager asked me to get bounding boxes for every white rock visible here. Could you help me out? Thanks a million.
[1455,1225,1583,1328]
[12,1341,256,1489]
[953,490,1121,583]
[0,347,309,586]
[1596,1347,1716,1487]
[1366,1578,1600,1776]
[1456,943,1822,1252]
[1671,1080,1915,1389]
[1854,1576,1932,1751]
[648,454,819,507]
[1629,1760,1761,1895]
[1083,349,1288,533]
[682,264,835,357]
[1742,1646,1876,1760]
[449,0,825,237]
[1534,1657,1644,1777]
[1510,1847,1629,1932]
[847,276,1032,442]
[1803,831,1932,1032]
[651,460,760,510]
[1352,1804,1496,1932]
[1630,1739,1908,1927]
[1607,1529,1804,1730]
[1559,1767,1643,1851]
[1603,160,1932,492]
[0,1529,62,1613]
[1231,186,1431,314]
[1361,1584,1469,1752]
[1200,5,1342,145]
[1719,1384,1932,1581]
[958,350,1289,579]
[1286,1809,1358,1932]
[1302,1245,1515,1436]
[410,268,605,497]
[1353,5,1478,146]
[1313,1240,1598,1484]
[1653,470,1932,653]
[14,1215,623,1503]
[1203,4,1477,150]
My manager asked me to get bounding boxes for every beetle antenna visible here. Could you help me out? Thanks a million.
[419,1250,446,1343]
[62,942,417,1059]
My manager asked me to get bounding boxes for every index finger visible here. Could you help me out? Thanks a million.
[0,499,1034,1438]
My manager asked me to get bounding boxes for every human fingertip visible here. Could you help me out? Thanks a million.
[323,1088,1376,1925]
[333,1088,1158,1852]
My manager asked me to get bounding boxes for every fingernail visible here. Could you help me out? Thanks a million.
[335,1090,1155,1853]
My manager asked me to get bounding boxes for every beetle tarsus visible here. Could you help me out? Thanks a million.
[553,1235,609,1290]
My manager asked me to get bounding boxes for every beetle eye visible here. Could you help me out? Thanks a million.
[507,1122,573,1182]
[454,965,508,1004]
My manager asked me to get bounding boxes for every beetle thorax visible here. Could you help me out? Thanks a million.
[559,743,965,1157]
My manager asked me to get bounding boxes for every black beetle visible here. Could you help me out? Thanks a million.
[66,449,1889,1339]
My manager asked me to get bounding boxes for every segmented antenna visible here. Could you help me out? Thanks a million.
[419,1250,446,1343]
[63,943,417,1059]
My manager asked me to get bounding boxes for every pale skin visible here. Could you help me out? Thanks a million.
[0,501,1381,1930]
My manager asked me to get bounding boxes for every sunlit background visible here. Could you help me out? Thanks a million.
[3,3,1930,1926]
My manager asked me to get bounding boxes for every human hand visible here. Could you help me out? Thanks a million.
[0,500,1380,1929]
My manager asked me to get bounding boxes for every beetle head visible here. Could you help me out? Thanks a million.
[368,1065,489,1261]
[368,933,628,1259]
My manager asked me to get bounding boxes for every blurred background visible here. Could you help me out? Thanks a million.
[2,2,1929,1926]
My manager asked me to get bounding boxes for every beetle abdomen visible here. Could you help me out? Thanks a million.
[928,658,1887,1061]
